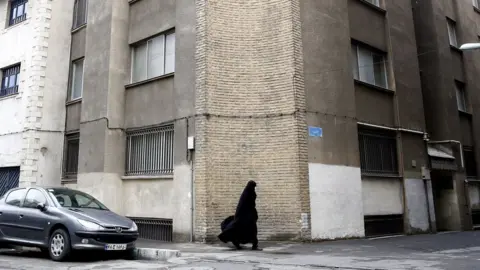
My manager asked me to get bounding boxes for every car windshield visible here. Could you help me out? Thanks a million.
[47,188,108,210]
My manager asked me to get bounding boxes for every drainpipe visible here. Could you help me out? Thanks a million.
[186,118,195,242]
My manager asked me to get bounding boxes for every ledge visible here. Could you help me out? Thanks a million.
[450,45,463,54]
[475,6,480,15]
[61,178,77,184]
[354,79,394,94]
[459,110,472,117]
[125,73,174,89]
[361,173,402,179]
[0,93,19,101]
[358,0,387,14]
[66,98,82,106]
[71,24,86,34]
[122,175,173,181]
[3,18,29,33]
[129,0,142,4]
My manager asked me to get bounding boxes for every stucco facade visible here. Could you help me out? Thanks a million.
[0,0,73,191]
[7,0,471,243]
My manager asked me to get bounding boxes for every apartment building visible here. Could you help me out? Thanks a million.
[0,0,72,195]
[57,0,480,243]
[412,0,480,231]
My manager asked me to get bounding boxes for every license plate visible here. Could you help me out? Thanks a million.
[105,244,127,251]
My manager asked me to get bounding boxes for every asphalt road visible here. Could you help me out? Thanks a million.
[3,231,480,269]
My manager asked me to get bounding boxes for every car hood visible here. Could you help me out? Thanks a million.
[64,208,133,228]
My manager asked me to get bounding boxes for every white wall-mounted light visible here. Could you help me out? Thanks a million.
[459,43,480,51]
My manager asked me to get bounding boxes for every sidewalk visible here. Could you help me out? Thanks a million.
[135,231,480,269]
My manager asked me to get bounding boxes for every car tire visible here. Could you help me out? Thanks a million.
[48,229,71,261]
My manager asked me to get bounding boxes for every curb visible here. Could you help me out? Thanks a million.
[134,247,181,261]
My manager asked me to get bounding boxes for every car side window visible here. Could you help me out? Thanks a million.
[24,189,47,208]
[5,189,27,207]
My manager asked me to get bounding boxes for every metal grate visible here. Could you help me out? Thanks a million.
[63,134,80,178]
[1,64,20,97]
[358,129,398,175]
[9,0,27,26]
[0,167,20,197]
[125,125,174,176]
[129,217,173,242]
[364,214,404,237]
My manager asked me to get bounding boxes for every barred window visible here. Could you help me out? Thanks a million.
[125,125,174,176]
[358,129,398,175]
[464,147,477,178]
[63,133,79,178]
[9,0,27,26]
[1,64,20,97]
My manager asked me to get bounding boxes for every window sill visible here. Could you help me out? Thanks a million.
[474,6,480,14]
[0,93,19,101]
[125,73,174,89]
[66,98,82,106]
[361,173,402,179]
[61,177,77,183]
[71,24,86,34]
[450,45,463,54]
[459,110,472,117]
[122,175,173,181]
[129,0,142,4]
[4,18,28,31]
[354,79,393,94]
[358,0,386,14]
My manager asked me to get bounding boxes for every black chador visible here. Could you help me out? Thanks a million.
[218,180,259,250]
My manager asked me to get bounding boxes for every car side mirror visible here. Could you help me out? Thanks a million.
[36,203,46,211]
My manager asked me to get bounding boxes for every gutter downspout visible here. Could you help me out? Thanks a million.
[186,118,195,243]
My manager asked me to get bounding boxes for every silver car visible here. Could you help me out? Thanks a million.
[0,187,138,261]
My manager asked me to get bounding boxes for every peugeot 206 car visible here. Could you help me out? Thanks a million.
[0,187,138,261]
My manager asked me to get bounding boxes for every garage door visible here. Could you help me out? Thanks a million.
[0,167,20,197]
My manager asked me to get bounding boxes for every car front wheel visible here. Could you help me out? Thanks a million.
[48,229,71,261]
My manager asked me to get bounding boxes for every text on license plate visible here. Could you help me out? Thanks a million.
[105,244,127,251]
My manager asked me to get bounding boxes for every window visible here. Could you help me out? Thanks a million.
[358,129,398,175]
[8,0,27,26]
[447,18,458,47]
[351,43,388,88]
[5,188,26,207]
[455,81,467,112]
[63,133,79,178]
[364,0,380,7]
[23,189,47,208]
[464,147,477,178]
[125,125,174,176]
[48,188,108,210]
[70,58,84,100]
[72,0,87,30]
[131,31,175,83]
[1,64,20,97]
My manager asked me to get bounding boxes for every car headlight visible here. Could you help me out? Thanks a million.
[128,221,138,232]
[77,219,105,231]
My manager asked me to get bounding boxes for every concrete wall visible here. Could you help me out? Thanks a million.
[362,178,404,215]
[0,0,72,188]
[404,178,430,232]
[301,0,364,240]
[0,0,31,169]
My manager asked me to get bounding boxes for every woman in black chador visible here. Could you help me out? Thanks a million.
[218,180,259,250]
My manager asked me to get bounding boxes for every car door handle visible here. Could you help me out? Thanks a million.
[19,215,23,219]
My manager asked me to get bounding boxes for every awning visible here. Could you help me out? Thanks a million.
[427,144,457,171]
[427,145,455,160]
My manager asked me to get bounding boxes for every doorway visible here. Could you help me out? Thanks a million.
[430,171,460,231]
